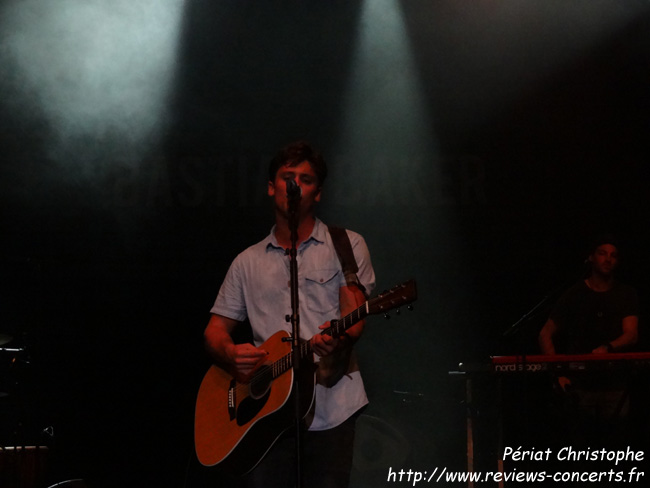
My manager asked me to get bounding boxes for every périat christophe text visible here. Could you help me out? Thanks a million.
[386,446,646,485]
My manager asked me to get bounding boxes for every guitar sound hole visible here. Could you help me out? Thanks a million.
[249,365,272,399]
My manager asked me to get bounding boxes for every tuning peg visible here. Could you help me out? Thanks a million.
[408,304,414,311]
[383,313,390,320]
[396,308,401,315]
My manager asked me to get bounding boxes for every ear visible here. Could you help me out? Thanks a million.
[268,180,275,197]
[315,188,322,202]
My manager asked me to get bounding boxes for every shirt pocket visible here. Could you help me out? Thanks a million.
[303,268,341,315]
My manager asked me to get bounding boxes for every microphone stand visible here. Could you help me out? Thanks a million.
[502,295,551,340]
[286,189,303,488]
[498,277,575,466]
[502,278,576,340]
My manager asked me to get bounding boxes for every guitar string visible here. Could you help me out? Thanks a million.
[230,287,409,397]
[229,283,413,400]
[234,290,390,393]
[206,285,408,416]
[225,285,413,408]
[230,306,368,397]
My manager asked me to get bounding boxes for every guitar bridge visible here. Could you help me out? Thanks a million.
[228,379,236,421]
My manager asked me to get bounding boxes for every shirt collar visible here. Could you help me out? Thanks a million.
[265,218,327,250]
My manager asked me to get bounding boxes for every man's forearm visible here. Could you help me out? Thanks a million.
[608,331,638,351]
[538,320,557,355]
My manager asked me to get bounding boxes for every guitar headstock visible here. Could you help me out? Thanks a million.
[367,279,417,316]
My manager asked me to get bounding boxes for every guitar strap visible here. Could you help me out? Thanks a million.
[327,225,367,298]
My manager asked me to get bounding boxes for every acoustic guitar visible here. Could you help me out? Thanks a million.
[194,279,417,475]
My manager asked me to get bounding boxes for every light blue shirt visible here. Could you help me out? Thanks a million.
[211,218,375,430]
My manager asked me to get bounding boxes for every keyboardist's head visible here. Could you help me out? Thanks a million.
[587,234,620,278]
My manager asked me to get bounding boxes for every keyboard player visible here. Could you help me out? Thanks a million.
[537,235,639,445]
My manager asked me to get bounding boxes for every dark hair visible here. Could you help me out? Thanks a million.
[587,233,620,255]
[268,141,328,187]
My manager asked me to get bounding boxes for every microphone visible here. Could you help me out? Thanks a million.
[286,179,301,201]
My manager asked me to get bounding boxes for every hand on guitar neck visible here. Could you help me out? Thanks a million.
[311,322,340,357]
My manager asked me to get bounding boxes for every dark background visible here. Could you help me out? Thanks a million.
[1,1,649,486]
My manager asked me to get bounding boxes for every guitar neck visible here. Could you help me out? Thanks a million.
[265,279,416,381]
[271,301,370,380]
[323,302,370,339]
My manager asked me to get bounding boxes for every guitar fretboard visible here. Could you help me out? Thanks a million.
[269,301,370,379]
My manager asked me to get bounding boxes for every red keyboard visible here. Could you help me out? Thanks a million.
[489,352,650,373]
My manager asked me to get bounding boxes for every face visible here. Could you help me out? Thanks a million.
[268,160,321,218]
[589,243,618,277]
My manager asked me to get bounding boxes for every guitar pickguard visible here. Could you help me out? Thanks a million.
[235,389,272,426]
[228,364,274,425]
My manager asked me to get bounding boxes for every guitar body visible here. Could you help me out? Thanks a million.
[194,279,417,477]
[194,330,316,476]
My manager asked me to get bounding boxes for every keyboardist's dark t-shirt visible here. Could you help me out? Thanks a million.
[550,280,639,354]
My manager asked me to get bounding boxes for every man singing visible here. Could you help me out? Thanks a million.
[203,141,375,487]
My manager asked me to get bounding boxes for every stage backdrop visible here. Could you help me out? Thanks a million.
[1,1,649,486]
